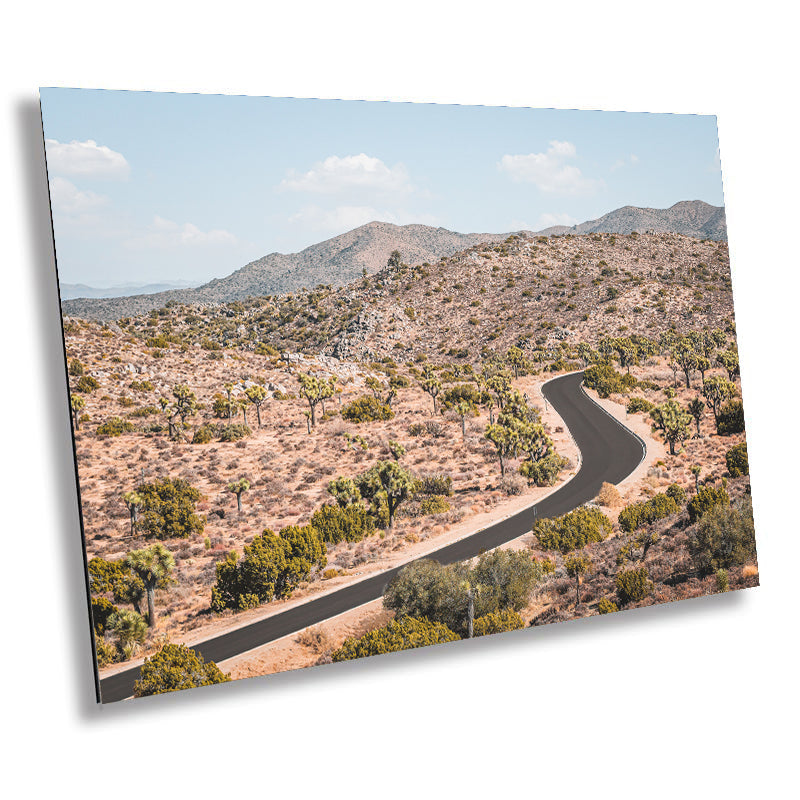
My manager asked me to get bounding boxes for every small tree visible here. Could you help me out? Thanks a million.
[227,478,250,513]
[690,465,702,493]
[297,373,325,428]
[133,643,230,697]
[418,366,442,415]
[615,566,652,605]
[245,385,268,428]
[124,544,175,627]
[717,348,740,381]
[355,460,415,529]
[70,394,85,430]
[454,399,476,438]
[687,397,704,438]
[673,339,698,388]
[122,491,142,537]
[650,399,692,455]
[137,477,205,539]
[387,249,402,270]
[702,376,736,431]
[327,476,362,508]
[170,384,198,440]
[564,553,592,608]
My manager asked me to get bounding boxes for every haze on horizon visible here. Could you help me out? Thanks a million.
[40,89,724,287]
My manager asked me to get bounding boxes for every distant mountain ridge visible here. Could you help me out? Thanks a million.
[61,200,725,320]
[60,280,198,301]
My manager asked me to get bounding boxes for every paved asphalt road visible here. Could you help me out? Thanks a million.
[98,370,644,703]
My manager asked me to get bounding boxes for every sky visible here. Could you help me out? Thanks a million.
[40,89,724,287]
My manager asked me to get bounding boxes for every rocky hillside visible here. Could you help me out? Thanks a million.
[61,201,726,321]
[538,200,726,241]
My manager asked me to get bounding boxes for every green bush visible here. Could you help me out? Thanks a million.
[717,399,745,435]
[332,616,460,662]
[615,567,653,605]
[665,483,687,505]
[96,416,135,436]
[689,495,756,575]
[133,643,230,697]
[726,442,749,477]
[219,423,251,442]
[137,477,205,539]
[91,596,119,635]
[192,424,216,444]
[687,485,730,524]
[310,503,374,544]
[211,525,326,611]
[618,492,679,533]
[341,395,395,423]
[534,506,612,554]
[472,608,525,637]
[598,597,619,614]
[519,452,568,486]
[626,396,655,414]
[420,495,451,515]
[584,363,634,398]
[129,405,160,418]
[68,358,84,376]
[715,569,729,592]
[75,375,100,393]
[95,634,118,667]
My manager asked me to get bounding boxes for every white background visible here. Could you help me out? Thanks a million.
[1,3,796,797]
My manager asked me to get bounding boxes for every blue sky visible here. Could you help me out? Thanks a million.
[40,89,724,287]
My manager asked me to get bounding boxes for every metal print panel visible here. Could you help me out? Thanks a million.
[41,89,758,703]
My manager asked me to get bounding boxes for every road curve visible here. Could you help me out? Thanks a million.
[98,371,644,702]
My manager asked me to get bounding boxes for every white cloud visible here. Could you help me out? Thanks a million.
[536,212,579,229]
[45,139,130,179]
[611,154,640,171]
[280,153,413,195]
[125,216,237,249]
[49,177,109,217]
[498,141,600,195]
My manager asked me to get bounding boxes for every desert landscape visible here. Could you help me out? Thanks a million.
[62,209,757,698]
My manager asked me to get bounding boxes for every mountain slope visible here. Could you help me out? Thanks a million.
[61,201,725,320]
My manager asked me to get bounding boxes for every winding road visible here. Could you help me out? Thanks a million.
[98,371,645,703]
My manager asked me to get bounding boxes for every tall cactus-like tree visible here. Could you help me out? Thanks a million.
[222,382,236,421]
[650,399,692,455]
[564,553,592,608]
[687,397,704,438]
[717,348,740,381]
[227,478,250,513]
[122,491,143,537]
[673,339,698,388]
[297,373,325,428]
[171,384,198,438]
[124,544,175,627]
[355,460,415,529]
[690,465,702,493]
[702,375,736,430]
[245,385,268,428]
[418,366,442,416]
[70,394,86,430]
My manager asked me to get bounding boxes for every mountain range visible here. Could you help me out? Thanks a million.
[61,200,725,320]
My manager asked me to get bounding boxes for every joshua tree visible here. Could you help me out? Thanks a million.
[227,478,250,513]
[687,397,704,438]
[690,465,702,493]
[387,440,406,461]
[355,460,415,529]
[298,373,325,428]
[564,553,592,608]
[702,376,736,431]
[70,394,85,430]
[124,544,175,627]
[245,385,268,427]
[673,339,698,388]
[122,491,143,536]
[419,366,442,416]
[454,399,476,439]
[650,399,692,455]
[222,382,236,421]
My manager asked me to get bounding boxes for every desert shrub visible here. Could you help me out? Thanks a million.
[472,608,524,637]
[129,405,160,418]
[519,452,568,486]
[75,376,100,393]
[689,495,756,575]
[408,420,445,438]
[472,549,547,613]
[133,643,230,697]
[129,380,155,392]
[415,474,453,497]
[499,473,527,495]
[420,495,451,515]
[726,442,749,477]
[717,399,745,435]
[584,363,633,398]
[627,396,655,414]
[219,423,251,442]
[534,506,612,554]
[331,616,460,662]
[96,416,135,437]
[137,477,205,539]
[618,492,679,532]
[254,341,279,356]
[91,596,119,635]
[341,396,394,423]
[687,485,730,524]
[95,635,118,667]
[106,609,148,658]
[310,503,374,544]
[119,396,135,407]
[715,569,729,592]
[596,481,621,507]
[665,483,687,505]
[210,525,326,611]
[615,567,653,605]
[68,358,84,376]
[597,597,618,614]
[192,424,216,444]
